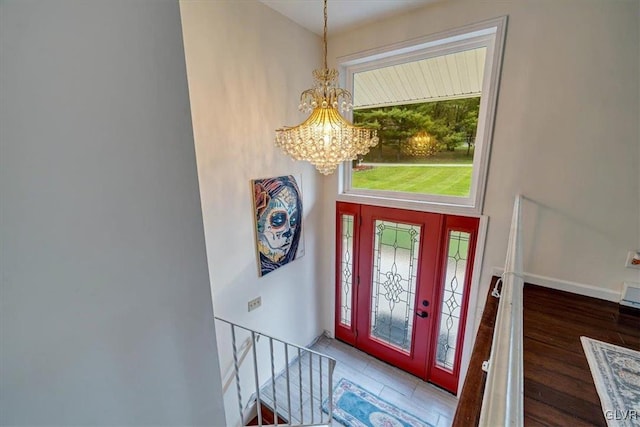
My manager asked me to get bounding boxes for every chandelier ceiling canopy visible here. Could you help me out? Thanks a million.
[275,0,379,175]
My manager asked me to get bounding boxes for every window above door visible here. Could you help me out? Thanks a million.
[338,17,507,216]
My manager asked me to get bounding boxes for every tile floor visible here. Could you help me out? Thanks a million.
[261,335,457,426]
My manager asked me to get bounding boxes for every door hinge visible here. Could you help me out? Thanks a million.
[357,276,360,286]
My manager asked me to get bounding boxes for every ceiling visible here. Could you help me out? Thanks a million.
[259,0,438,36]
[259,0,483,110]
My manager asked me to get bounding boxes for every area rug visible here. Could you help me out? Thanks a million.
[580,337,640,427]
[322,378,434,427]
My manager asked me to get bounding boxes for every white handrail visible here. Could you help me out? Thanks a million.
[479,194,524,426]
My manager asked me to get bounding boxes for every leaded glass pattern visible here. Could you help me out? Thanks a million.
[436,230,470,371]
[340,215,354,327]
[370,220,421,353]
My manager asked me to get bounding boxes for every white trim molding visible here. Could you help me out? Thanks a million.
[338,16,508,216]
[491,267,622,303]
[458,214,490,396]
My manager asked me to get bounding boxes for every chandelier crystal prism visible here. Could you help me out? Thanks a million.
[275,0,378,175]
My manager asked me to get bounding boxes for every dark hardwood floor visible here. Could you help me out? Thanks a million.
[454,279,640,427]
[452,278,498,427]
[523,284,639,426]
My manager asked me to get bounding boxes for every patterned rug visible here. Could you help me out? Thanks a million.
[580,337,640,426]
[322,378,434,427]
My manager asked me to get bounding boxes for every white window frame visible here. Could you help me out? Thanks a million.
[337,17,507,216]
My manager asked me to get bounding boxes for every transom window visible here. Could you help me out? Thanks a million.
[338,18,507,215]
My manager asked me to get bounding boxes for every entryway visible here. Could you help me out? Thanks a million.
[335,202,479,394]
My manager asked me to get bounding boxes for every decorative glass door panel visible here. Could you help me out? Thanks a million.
[428,215,479,394]
[339,214,355,328]
[335,203,360,345]
[370,220,421,353]
[436,230,470,370]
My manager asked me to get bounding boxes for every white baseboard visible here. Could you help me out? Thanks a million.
[491,267,621,302]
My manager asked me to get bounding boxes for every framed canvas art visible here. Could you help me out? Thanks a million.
[251,175,304,277]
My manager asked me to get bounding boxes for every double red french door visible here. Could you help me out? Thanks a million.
[335,202,478,394]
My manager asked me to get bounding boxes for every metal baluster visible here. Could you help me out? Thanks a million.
[269,338,278,426]
[251,332,262,426]
[284,344,292,426]
[309,352,314,424]
[319,355,324,423]
[297,348,303,424]
[214,317,336,427]
[230,325,243,425]
[328,359,334,424]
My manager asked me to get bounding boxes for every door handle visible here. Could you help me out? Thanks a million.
[416,311,428,318]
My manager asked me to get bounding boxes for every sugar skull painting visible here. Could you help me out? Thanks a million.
[252,175,304,276]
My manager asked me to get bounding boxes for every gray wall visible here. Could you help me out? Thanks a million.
[0,0,225,424]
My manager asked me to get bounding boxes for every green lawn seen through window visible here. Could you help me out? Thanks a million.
[352,165,472,197]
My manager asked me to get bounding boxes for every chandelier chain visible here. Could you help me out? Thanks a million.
[323,0,328,70]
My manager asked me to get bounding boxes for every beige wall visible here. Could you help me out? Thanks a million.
[179,1,326,421]
[321,0,639,359]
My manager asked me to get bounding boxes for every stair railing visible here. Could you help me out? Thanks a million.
[478,194,525,426]
[215,317,336,427]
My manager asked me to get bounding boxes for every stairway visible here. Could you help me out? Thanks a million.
[215,317,336,427]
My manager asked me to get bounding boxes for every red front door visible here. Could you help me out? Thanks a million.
[356,205,441,378]
[335,202,478,393]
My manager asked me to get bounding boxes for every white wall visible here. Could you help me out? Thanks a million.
[0,0,225,424]
[321,0,639,381]
[179,0,325,421]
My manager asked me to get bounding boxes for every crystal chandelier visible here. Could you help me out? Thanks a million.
[402,132,439,157]
[275,0,378,175]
